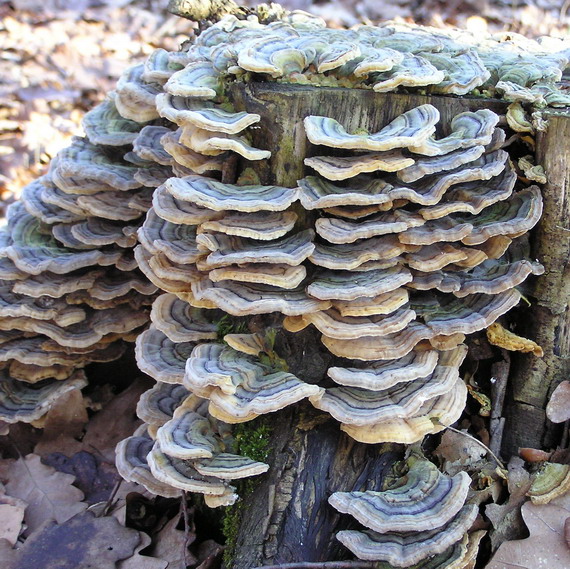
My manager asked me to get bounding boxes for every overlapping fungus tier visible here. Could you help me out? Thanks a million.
[0,96,164,426]
[104,14,551,563]
[1,9,555,565]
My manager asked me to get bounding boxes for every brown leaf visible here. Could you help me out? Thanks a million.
[0,454,87,535]
[0,492,27,545]
[565,517,570,549]
[485,457,532,550]
[117,531,168,569]
[194,539,224,569]
[41,451,120,505]
[0,538,18,566]
[81,378,150,462]
[485,492,570,568]
[434,428,487,476]
[34,388,88,458]
[546,381,570,424]
[5,511,141,569]
[149,514,197,569]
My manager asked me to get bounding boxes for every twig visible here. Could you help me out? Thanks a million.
[490,351,511,456]
[440,422,506,471]
[101,478,122,517]
[180,491,192,568]
[251,562,379,569]
[562,419,570,449]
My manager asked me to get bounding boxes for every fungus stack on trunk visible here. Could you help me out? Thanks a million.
[109,10,565,564]
[5,7,570,566]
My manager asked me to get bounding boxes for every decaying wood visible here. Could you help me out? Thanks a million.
[223,85,518,567]
[490,352,510,456]
[503,109,570,455]
[230,83,508,187]
[227,326,403,566]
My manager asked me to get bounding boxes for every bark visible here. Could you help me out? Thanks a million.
[221,85,522,567]
[167,0,244,22]
[502,110,570,455]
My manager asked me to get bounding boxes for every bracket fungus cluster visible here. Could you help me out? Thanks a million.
[2,6,558,566]
[98,12,550,526]
[329,454,484,568]
[0,80,167,424]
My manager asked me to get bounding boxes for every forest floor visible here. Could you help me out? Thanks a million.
[2,0,570,207]
[1,1,570,568]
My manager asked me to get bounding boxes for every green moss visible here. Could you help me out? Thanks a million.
[221,418,273,567]
[234,420,271,462]
[221,504,242,567]
[216,314,249,342]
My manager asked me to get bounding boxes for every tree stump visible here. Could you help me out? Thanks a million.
[218,85,566,567]
[502,109,570,455]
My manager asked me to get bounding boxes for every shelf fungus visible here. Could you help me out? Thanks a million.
[329,455,479,565]
[0,59,177,426]
[120,383,270,505]
[184,342,323,422]
[3,9,549,524]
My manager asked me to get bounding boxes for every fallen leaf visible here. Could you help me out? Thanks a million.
[34,388,88,458]
[485,457,532,550]
[150,514,197,569]
[0,454,87,535]
[485,492,570,568]
[194,539,224,569]
[0,492,27,545]
[117,531,168,569]
[0,538,18,566]
[5,511,141,569]
[41,451,120,505]
[546,381,570,423]
[434,428,487,476]
[81,378,150,462]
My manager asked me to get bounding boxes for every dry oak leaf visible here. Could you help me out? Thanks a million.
[150,513,197,569]
[80,377,151,462]
[34,387,89,458]
[117,531,168,569]
[434,428,487,476]
[3,511,141,569]
[0,491,27,545]
[546,381,570,424]
[485,456,532,550]
[485,492,570,569]
[0,454,87,535]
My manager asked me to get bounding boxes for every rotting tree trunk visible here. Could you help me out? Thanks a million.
[219,85,528,568]
[502,109,570,455]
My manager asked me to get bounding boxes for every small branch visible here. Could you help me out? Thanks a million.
[252,562,379,569]
[490,350,511,456]
[101,478,122,517]
[180,491,192,568]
